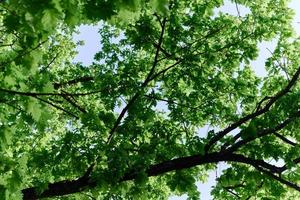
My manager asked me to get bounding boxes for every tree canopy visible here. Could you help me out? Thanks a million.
[1,0,300,199]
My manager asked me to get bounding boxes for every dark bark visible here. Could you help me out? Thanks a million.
[22,152,225,199]
[22,152,297,200]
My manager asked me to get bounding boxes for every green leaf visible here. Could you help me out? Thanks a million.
[27,99,42,122]
[0,0,299,200]
[151,0,169,15]
[42,82,54,93]
[134,171,148,185]
[41,9,57,31]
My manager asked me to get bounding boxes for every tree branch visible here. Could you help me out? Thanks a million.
[20,152,214,199]
[34,96,78,119]
[106,18,167,143]
[39,53,60,72]
[205,65,300,153]
[61,94,87,113]
[20,152,226,199]
[53,76,94,89]
[273,132,297,146]
[225,109,300,153]
[223,187,242,198]
[0,88,105,97]
[255,165,300,192]
[22,152,295,199]
[279,156,300,173]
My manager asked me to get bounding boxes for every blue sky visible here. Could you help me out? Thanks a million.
[72,1,300,199]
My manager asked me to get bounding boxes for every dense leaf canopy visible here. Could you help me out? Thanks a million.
[1,0,300,199]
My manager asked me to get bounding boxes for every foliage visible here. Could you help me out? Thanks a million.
[0,0,300,199]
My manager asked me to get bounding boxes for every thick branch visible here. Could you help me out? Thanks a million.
[22,152,291,200]
[22,152,221,199]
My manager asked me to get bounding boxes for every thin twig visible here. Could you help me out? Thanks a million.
[234,0,241,18]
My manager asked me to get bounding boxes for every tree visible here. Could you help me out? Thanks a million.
[0,0,300,199]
